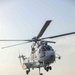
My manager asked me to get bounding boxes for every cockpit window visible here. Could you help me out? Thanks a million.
[39,47,45,53]
[46,46,51,50]
[45,45,53,51]
[39,45,53,53]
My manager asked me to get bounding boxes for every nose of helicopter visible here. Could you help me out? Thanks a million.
[46,51,55,57]
[45,51,55,63]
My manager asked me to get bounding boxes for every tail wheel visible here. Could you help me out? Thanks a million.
[49,66,52,70]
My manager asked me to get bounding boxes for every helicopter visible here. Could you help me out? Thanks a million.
[0,20,75,75]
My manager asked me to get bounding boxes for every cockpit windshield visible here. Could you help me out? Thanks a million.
[42,45,53,51]
[39,45,53,53]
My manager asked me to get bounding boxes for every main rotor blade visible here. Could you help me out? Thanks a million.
[37,20,52,39]
[41,40,56,43]
[40,32,75,39]
[0,39,31,41]
[1,42,30,49]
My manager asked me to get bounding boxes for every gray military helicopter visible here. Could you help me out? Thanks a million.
[0,20,75,75]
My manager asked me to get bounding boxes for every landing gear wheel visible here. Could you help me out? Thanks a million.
[39,68,43,75]
[44,66,52,72]
[46,67,49,72]
[40,73,43,75]
[26,70,28,74]
[26,70,30,75]
[44,67,49,72]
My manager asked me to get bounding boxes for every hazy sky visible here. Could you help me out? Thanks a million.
[0,0,75,75]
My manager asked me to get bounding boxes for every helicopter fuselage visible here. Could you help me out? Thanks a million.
[22,41,55,70]
[0,20,74,75]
